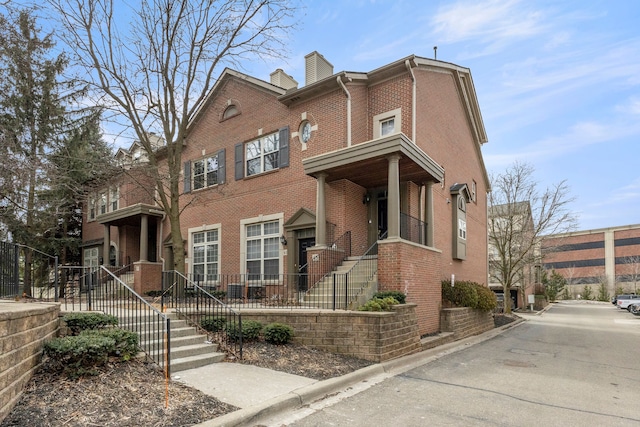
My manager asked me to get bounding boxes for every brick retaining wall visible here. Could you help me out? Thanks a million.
[238,303,421,362]
[440,307,494,340]
[0,301,59,423]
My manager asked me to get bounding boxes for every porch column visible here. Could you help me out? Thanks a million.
[140,214,148,262]
[425,182,434,247]
[102,225,110,266]
[387,154,401,239]
[315,173,328,247]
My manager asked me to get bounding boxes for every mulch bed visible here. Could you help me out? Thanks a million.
[2,316,519,426]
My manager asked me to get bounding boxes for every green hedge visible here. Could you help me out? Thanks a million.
[441,280,497,311]
[63,312,118,335]
[263,323,294,345]
[226,320,263,342]
[372,290,406,304]
[358,296,400,311]
[201,316,227,333]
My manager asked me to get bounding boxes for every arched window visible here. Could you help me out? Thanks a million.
[223,105,239,119]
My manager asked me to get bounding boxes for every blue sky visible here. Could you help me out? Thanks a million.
[237,0,639,232]
[9,0,639,231]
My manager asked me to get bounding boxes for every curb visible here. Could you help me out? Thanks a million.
[196,317,526,427]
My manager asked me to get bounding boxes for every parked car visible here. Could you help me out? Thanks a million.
[617,295,640,310]
[612,294,636,305]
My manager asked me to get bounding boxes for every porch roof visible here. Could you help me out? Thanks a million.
[97,203,164,227]
[302,133,444,188]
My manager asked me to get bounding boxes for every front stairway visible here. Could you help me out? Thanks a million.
[119,312,226,373]
[303,256,378,309]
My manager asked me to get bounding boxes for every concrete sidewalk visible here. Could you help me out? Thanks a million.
[173,316,525,427]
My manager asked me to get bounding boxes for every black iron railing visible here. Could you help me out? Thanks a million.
[161,270,243,359]
[400,212,427,245]
[305,231,352,293]
[0,241,20,299]
[55,265,171,375]
[336,237,381,310]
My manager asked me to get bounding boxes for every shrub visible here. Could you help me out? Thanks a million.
[263,323,294,345]
[475,284,498,311]
[358,296,399,311]
[201,316,227,333]
[63,312,118,335]
[210,290,227,300]
[44,334,116,377]
[226,320,263,342]
[442,280,495,311]
[81,329,139,360]
[372,290,406,304]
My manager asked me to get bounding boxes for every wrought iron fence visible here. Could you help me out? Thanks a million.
[161,271,243,359]
[400,212,427,245]
[0,242,60,300]
[335,237,381,310]
[0,241,19,298]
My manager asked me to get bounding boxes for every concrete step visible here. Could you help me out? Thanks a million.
[170,342,220,359]
[143,333,208,349]
[171,352,227,373]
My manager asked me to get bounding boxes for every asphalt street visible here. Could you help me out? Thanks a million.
[266,302,640,427]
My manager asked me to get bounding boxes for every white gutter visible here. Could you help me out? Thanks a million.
[405,59,416,142]
[337,76,352,147]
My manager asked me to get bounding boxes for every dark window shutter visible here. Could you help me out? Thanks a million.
[218,149,226,184]
[234,143,244,180]
[184,161,191,193]
[279,126,290,168]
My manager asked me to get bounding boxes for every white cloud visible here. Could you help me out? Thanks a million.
[484,117,640,169]
[430,0,546,45]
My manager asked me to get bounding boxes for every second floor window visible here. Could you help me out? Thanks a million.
[235,127,289,180]
[246,133,279,176]
[194,155,219,190]
[110,188,119,211]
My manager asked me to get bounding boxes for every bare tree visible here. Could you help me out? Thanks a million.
[488,162,577,313]
[620,255,640,294]
[49,0,299,273]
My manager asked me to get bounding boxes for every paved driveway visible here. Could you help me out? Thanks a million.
[276,302,640,426]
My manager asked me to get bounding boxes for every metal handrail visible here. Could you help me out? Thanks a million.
[162,270,243,359]
[305,231,352,294]
[336,231,385,309]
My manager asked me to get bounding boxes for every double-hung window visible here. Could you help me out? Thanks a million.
[110,188,119,211]
[99,193,107,215]
[235,127,289,180]
[246,220,280,280]
[183,149,225,193]
[192,229,219,282]
[246,133,279,176]
[194,155,219,190]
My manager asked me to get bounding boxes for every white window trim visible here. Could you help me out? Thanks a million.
[458,219,467,240]
[239,213,284,276]
[245,132,280,177]
[110,187,119,212]
[188,223,222,284]
[192,154,220,190]
[373,108,402,139]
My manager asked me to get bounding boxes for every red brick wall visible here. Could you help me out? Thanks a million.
[377,239,443,336]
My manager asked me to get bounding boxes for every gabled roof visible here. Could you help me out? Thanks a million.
[188,68,286,132]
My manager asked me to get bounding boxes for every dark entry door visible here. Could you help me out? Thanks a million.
[298,237,315,292]
[378,197,388,239]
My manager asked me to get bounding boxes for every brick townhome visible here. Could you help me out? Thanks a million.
[81,52,490,336]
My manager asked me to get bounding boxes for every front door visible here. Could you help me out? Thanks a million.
[298,237,315,292]
[377,197,388,239]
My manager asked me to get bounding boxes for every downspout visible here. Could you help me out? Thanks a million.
[337,75,352,147]
[405,59,416,143]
